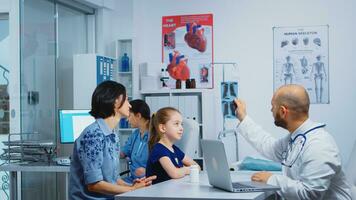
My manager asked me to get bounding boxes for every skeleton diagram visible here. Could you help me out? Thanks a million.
[310,55,327,103]
[300,56,308,74]
[281,56,296,85]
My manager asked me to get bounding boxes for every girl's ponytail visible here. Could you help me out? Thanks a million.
[148,113,160,152]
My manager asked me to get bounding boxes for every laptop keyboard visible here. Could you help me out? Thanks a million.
[232,182,256,189]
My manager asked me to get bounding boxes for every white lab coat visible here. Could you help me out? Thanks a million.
[237,116,352,200]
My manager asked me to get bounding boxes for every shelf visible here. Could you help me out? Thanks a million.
[140,88,210,95]
[118,128,135,132]
[118,71,132,74]
[116,39,133,100]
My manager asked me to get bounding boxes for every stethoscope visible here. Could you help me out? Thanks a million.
[281,124,326,168]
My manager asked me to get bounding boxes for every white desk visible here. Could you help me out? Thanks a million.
[0,162,70,200]
[116,171,276,200]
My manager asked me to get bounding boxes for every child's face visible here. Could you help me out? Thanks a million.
[162,111,183,142]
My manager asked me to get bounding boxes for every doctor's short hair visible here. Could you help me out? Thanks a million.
[148,107,181,152]
[276,85,310,118]
[89,80,126,119]
[129,99,151,121]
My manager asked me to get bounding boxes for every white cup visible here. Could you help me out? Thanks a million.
[190,165,200,183]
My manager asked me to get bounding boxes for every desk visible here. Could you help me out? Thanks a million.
[0,162,70,200]
[116,171,276,200]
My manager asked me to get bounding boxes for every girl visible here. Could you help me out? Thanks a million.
[120,99,150,185]
[146,107,200,184]
[69,81,155,200]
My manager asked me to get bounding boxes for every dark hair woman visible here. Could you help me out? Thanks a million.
[69,81,155,199]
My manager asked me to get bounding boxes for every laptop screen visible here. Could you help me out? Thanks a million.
[59,110,95,143]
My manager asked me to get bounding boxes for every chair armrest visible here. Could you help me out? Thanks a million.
[119,170,130,176]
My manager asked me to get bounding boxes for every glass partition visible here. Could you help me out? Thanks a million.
[20,0,57,198]
[19,0,90,199]
[0,12,10,200]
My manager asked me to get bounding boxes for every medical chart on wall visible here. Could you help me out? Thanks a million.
[162,14,213,89]
[96,56,114,85]
[273,25,329,104]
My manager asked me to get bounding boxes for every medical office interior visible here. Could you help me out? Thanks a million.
[0,0,355,199]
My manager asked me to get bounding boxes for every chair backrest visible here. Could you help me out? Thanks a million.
[346,140,356,199]
[175,118,200,158]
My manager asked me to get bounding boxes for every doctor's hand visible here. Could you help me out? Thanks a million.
[251,171,273,183]
[234,98,247,121]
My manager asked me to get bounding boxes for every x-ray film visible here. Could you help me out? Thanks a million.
[221,82,238,119]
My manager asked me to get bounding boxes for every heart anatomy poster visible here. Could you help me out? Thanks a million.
[273,25,329,104]
[162,14,213,89]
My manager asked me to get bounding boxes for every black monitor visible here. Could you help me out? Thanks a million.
[59,110,95,143]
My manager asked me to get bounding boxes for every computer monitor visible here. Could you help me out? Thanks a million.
[59,110,95,144]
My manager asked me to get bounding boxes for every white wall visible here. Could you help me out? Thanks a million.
[0,0,9,13]
[129,0,356,163]
[95,0,132,57]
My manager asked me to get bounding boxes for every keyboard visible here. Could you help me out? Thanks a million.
[232,182,256,189]
[54,157,71,166]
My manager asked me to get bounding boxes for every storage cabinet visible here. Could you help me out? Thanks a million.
[116,39,133,100]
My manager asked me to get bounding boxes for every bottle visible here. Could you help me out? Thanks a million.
[121,53,129,72]
[176,79,181,89]
[190,79,196,89]
[190,165,199,183]
[185,79,191,89]
[119,118,126,128]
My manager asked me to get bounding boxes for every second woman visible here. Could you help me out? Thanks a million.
[120,99,150,185]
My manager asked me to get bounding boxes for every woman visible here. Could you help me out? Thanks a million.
[69,81,155,200]
[120,99,150,185]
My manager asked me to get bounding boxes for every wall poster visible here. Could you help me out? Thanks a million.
[162,14,213,89]
[273,25,329,104]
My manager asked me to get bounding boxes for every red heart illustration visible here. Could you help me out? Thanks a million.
[184,23,207,53]
[167,51,190,80]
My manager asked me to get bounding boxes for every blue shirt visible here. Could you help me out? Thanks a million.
[69,118,120,200]
[146,143,185,184]
[121,129,149,183]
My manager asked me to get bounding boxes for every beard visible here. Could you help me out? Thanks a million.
[274,112,288,129]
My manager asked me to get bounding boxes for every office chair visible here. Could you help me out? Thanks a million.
[119,157,131,177]
[119,169,130,176]
[346,140,356,199]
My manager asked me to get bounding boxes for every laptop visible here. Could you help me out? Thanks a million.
[201,139,280,193]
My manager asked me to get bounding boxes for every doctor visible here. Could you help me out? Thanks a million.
[234,84,351,199]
